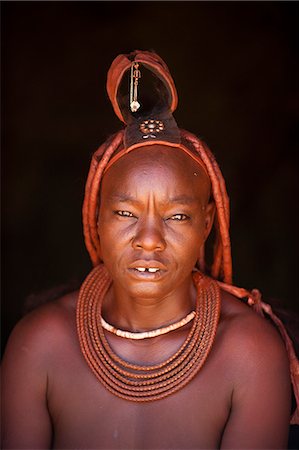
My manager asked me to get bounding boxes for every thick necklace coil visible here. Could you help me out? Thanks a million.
[76,264,221,403]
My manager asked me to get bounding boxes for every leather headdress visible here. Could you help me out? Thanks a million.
[104,50,208,175]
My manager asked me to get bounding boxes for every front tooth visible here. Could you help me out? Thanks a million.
[136,267,146,272]
[148,268,159,273]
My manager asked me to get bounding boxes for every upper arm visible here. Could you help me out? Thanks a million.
[1,310,55,449]
[220,315,291,449]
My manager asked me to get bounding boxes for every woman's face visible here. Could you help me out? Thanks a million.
[98,144,214,300]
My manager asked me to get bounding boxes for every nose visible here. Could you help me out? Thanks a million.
[132,217,166,252]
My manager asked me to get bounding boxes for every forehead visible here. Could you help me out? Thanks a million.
[101,144,211,201]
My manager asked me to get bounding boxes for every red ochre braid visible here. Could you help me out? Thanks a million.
[82,130,124,265]
[180,130,231,283]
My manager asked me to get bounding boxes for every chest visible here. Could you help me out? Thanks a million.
[48,335,231,449]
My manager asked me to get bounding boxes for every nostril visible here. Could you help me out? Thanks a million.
[132,227,166,251]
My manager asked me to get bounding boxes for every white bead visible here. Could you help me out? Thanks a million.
[130,101,140,112]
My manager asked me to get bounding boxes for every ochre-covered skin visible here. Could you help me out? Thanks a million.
[1,50,297,449]
[1,146,292,449]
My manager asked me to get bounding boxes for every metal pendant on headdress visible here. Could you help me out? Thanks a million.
[107,50,181,149]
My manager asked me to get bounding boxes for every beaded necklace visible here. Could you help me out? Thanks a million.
[100,311,196,340]
[76,264,221,402]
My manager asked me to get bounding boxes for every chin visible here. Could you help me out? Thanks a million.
[123,280,170,301]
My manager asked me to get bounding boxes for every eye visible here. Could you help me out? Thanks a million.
[168,214,189,221]
[114,210,135,218]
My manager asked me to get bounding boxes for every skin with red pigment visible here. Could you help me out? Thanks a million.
[1,146,291,449]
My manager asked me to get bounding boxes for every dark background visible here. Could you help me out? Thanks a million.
[2,1,298,352]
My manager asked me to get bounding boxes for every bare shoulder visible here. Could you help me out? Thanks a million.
[218,288,289,376]
[1,292,80,449]
[3,290,79,366]
[217,291,291,448]
[16,288,78,333]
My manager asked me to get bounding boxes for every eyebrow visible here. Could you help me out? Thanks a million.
[108,194,139,204]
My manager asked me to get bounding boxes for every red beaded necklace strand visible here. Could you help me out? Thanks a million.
[76,264,221,402]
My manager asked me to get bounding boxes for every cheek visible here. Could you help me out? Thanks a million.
[187,220,208,254]
[98,216,132,259]
[97,223,119,271]
[170,223,205,260]
[97,213,114,254]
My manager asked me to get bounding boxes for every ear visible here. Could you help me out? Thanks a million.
[203,200,216,241]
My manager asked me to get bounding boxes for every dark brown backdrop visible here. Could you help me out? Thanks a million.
[2,1,298,352]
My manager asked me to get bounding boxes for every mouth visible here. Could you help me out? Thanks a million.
[134,267,160,273]
[128,261,167,280]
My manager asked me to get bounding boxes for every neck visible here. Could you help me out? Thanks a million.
[102,276,196,333]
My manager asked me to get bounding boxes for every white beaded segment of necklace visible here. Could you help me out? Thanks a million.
[101,311,196,340]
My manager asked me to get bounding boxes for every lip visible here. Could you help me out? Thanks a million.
[128,260,168,271]
[128,260,168,281]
